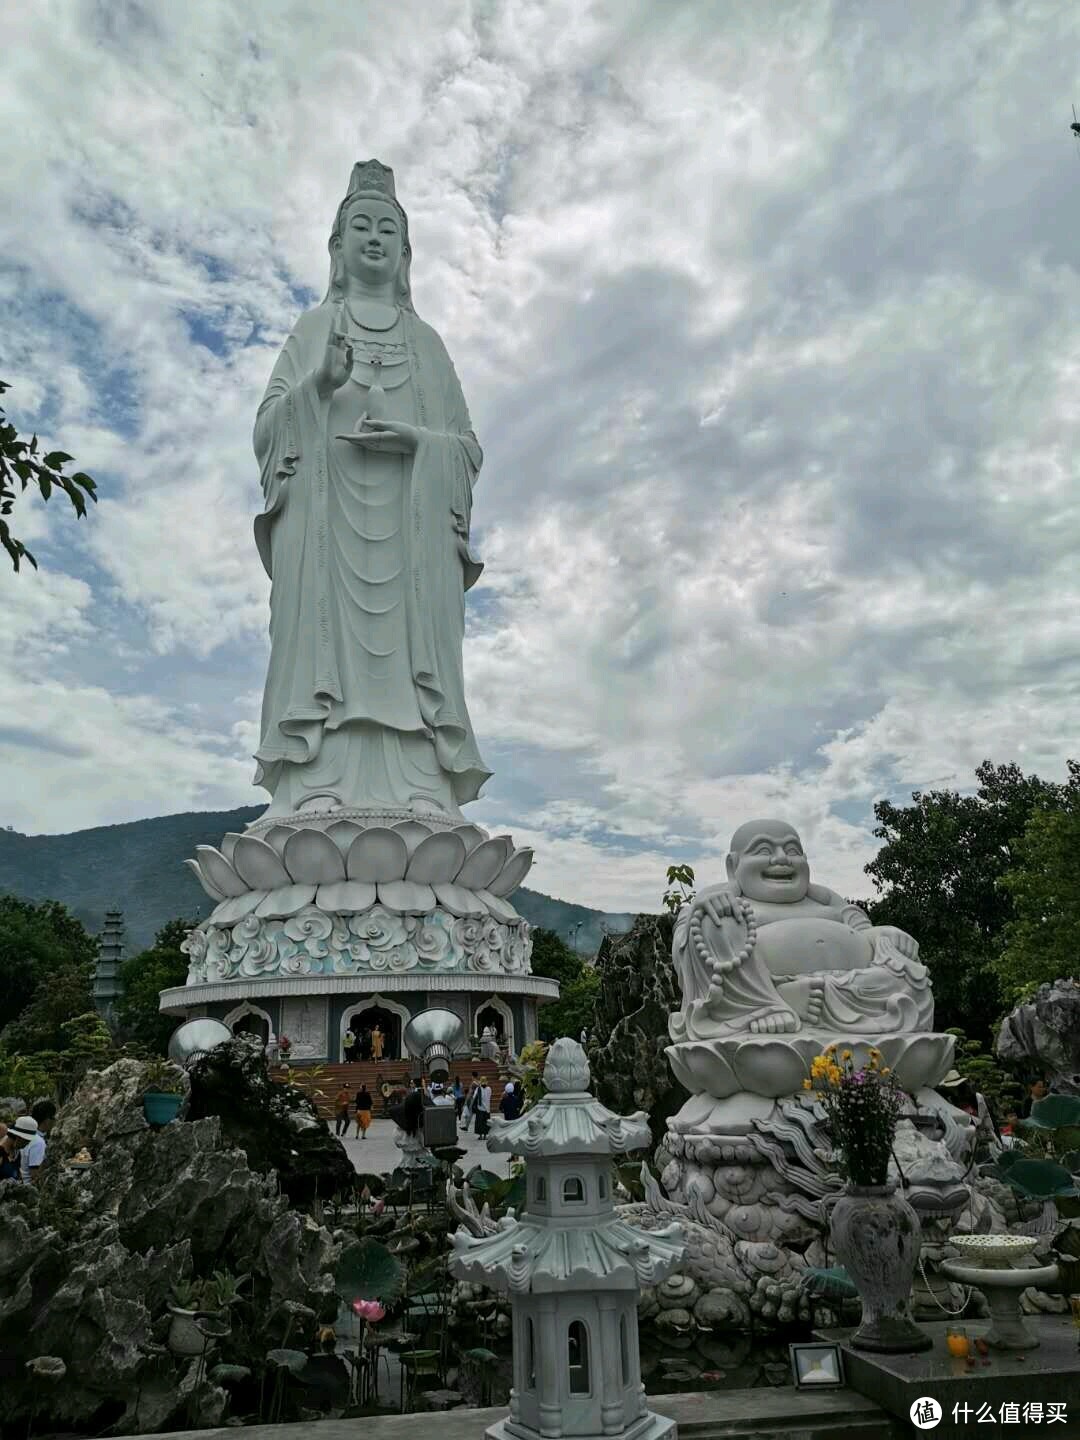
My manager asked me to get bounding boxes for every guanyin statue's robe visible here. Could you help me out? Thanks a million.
[252,300,491,817]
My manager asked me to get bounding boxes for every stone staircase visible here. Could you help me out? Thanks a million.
[272,1059,507,1119]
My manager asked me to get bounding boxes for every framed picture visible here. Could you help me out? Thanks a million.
[789,1342,844,1389]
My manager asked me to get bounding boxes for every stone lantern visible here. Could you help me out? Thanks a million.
[450,1038,685,1440]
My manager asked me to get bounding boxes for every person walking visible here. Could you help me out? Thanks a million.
[453,1075,465,1122]
[371,1024,385,1061]
[473,1078,493,1138]
[500,1081,522,1122]
[343,1029,356,1062]
[334,1086,351,1137]
[461,1070,480,1133]
[355,1084,373,1139]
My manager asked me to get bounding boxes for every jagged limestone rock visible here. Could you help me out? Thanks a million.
[0,1055,339,1433]
[185,1034,355,1206]
[589,911,687,1147]
[997,979,1080,1092]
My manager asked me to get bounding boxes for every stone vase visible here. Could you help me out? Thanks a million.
[829,1182,932,1353]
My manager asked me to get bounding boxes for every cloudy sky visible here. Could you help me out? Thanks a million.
[2,0,1078,912]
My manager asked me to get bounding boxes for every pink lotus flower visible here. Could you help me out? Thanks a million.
[372,1198,386,1217]
[351,1300,386,1323]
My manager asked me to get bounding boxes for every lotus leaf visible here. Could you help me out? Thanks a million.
[483,1172,526,1213]
[334,1238,407,1304]
[1021,1095,1080,1130]
[266,1348,308,1374]
[463,1347,498,1364]
[209,1364,251,1384]
[465,1166,502,1192]
[800,1266,858,1302]
[994,1157,1079,1199]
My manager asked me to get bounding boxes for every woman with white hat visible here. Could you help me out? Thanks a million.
[0,1118,32,1183]
[9,1116,44,1183]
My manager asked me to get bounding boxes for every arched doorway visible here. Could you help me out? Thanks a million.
[340,995,409,1062]
[224,1001,274,1047]
[476,996,514,1054]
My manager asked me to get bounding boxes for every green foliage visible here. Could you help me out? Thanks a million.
[171,1271,247,1313]
[539,968,599,1044]
[530,928,599,1041]
[991,1156,1078,1199]
[943,1029,1024,1119]
[0,895,99,1020]
[142,1056,186,1094]
[864,761,1071,1044]
[996,761,1080,1001]
[116,916,196,1054]
[0,1050,58,1103]
[0,379,98,571]
[662,864,695,916]
[463,1166,502,1192]
[801,1266,858,1302]
[515,1039,548,1108]
[1022,1095,1080,1132]
[0,899,109,1098]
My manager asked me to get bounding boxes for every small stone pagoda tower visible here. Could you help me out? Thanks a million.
[450,1038,685,1440]
[93,908,126,1028]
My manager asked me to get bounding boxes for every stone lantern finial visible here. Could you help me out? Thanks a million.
[543,1036,590,1094]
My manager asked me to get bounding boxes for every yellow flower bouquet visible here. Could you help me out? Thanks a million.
[804,1045,903,1187]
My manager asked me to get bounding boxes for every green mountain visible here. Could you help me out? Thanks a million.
[0,808,639,955]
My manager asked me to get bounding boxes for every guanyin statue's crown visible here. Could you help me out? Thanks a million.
[347,159,396,199]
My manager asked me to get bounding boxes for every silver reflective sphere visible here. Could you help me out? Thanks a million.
[167,1018,234,1069]
[403,1008,467,1071]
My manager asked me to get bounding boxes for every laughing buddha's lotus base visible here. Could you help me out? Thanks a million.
[666,1030,957,1113]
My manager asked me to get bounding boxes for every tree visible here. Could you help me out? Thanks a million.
[529,927,599,1042]
[0,896,99,1024]
[116,917,195,1054]
[2,964,95,1055]
[863,761,1069,1044]
[997,760,1080,1001]
[1,379,98,570]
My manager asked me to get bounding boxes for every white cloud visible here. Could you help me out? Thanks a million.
[1,0,1078,913]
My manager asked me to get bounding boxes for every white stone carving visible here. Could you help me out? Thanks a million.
[181,902,531,987]
[280,996,329,1059]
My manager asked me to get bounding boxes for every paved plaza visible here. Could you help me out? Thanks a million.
[336,1116,514,1179]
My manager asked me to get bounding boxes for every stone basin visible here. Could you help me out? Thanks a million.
[665,1031,956,1102]
[948,1234,1039,1266]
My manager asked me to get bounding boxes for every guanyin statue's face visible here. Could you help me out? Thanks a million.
[727,821,811,904]
[336,196,404,290]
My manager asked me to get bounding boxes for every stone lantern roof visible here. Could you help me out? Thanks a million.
[450,1038,685,1294]
[451,1207,685,1293]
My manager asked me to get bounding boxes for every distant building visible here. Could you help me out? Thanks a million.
[93,908,126,1027]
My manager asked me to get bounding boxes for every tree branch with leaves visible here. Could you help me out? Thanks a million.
[1,380,98,571]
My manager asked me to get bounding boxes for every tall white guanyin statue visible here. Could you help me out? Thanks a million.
[253,159,490,820]
[176,163,541,993]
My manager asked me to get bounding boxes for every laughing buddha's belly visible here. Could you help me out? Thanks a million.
[753,917,875,977]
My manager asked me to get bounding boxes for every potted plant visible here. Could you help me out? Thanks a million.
[142,1057,186,1127]
[167,1271,247,1357]
[807,1045,930,1353]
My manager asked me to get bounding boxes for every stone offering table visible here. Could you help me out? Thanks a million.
[941,1235,1060,1350]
